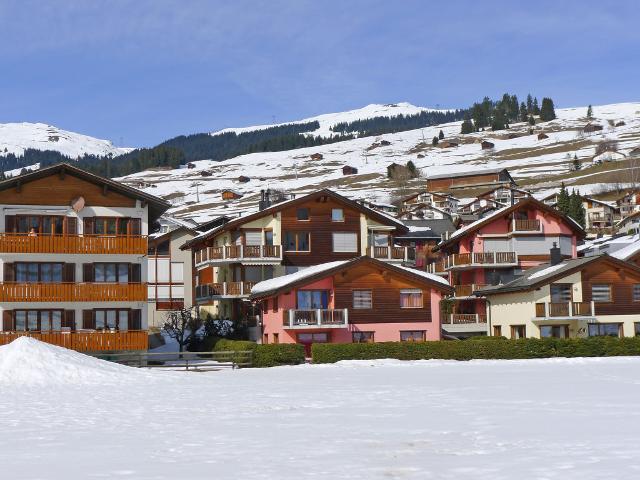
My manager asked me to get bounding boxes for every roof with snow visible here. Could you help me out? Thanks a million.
[249,256,452,299]
[427,168,512,181]
[611,240,640,261]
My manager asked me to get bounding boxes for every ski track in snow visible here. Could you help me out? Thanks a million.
[1,338,640,479]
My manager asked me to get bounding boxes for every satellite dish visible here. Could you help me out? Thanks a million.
[71,196,85,213]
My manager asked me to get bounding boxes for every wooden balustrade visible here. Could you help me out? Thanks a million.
[512,219,541,232]
[284,309,349,328]
[0,282,147,302]
[448,251,516,268]
[549,302,569,317]
[0,234,148,255]
[196,281,254,298]
[196,245,282,264]
[454,284,489,297]
[0,330,148,351]
[572,301,593,316]
[535,301,594,318]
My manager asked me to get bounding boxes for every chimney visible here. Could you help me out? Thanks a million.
[550,242,562,266]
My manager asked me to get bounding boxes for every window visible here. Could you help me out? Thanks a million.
[511,325,526,339]
[400,289,423,308]
[352,331,374,343]
[550,284,572,303]
[635,323,640,337]
[89,309,140,331]
[244,230,262,246]
[540,325,569,338]
[634,285,640,302]
[272,297,278,313]
[591,284,612,302]
[12,310,65,331]
[284,231,310,251]
[493,325,502,337]
[331,208,344,222]
[353,290,372,309]
[400,330,426,342]
[332,232,358,253]
[588,323,621,337]
[263,334,269,344]
[94,263,130,283]
[297,290,328,309]
[15,263,64,283]
[88,217,141,236]
[296,208,309,221]
[369,232,390,247]
[273,333,279,344]
[15,215,65,235]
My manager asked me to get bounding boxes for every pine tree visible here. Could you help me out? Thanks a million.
[520,102,528,122]
[406,160,418,178]
[526,94,533,113]
[587,105,593,118]
[528,115,535,126]
[533,97,540,115]
[432,136,439,146]
[438,129,444,140]
[557,183,570,215]
[569,189,586,228]
[540,98,556,121]
[572,154,581,171]
[460,114,474,134]
[491,107,507,131]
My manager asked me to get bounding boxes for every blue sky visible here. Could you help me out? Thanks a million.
[1,0,639,147]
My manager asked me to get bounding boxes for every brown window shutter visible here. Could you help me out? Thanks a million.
[130,218,142,235]
[3,263,15,282]
[2,310,14,331]
[63,264,75,282]
[83,217,94,235]
[82,310,94,329]
[5,215,16,233]
[131,264,141,283]
[82,264,94,282]
[63,310,75,330]
[66,217,77,235]
[272,297,278,313]
[130,309,142,330]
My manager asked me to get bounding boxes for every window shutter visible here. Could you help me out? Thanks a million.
[332,232,358,252]
[130,218,141,235]
[272,297,278,312]
[82,310,95,329]
[63,264,75,282]
[244,231,262,246]
[83,217,94,235]
[63,310,75,330]
[131,264,142,283]
[82,264,94,282]
[66,217,77,235]
[2,310,14,331]
[5,215,16,233]
[3,263,15,282]
[130,309,142,330]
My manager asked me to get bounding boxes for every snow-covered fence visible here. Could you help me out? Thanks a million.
[93,350,254,371]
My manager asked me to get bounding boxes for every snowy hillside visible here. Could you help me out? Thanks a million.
[0,122,131,159]
[212,102,451,138]
[118,101,640,224]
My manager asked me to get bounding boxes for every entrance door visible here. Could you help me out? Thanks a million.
[297,332,329,357]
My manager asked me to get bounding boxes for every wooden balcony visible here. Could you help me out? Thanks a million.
[453,284,489,298]
[283,309,349,329]
[534,301,594,318]
[426,260,448,275]
[195,245,282,266]
[510,219,542,233]
[446,251,517,270]
[0,330,148,351]
[195,281,255,301]
[0,234,147,255]
[0,282,147,302]
[369,246,416,264]
[443,313,488,325]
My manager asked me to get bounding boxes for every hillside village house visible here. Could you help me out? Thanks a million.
[479,254,640,339]
[425,168,516,192]
[427,197,585,337]
[0,163,169,351]
[249,256,452,353]
[402,191,459,215]
[543,192,620,234]
[182,189,413,338]
[616,191,640,218]
[616,211,640,235]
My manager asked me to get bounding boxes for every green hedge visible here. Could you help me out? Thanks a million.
[311,337,640,364]
[212,339,305,368]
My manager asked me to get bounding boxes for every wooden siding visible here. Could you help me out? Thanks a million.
[280,195,363,267]
[332,264,431,324]
[0,173,136,207]
[0,282,147,302]
[0,234,147,255]
[0,330,147,351]
[582,262,640,315]
[427,172,508,191]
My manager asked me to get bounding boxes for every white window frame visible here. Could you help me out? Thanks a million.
[331,208,344,222]
[332,232,358,253]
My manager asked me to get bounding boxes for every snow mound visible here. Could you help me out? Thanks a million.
[0,337,152,386]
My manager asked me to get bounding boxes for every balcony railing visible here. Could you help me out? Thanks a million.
[534,301,594,318]
[195,281,255,300]
[442,313,488,325]
[195,245,282,265]
[0,330,148,351]
[445,251,517,269]
[369,246,416,263]
[0,282,147,302]
[0,234,148,255]
[426,260,448,275]
[454,284,489,298]
[511,219,542,233]
[283,308,349,328]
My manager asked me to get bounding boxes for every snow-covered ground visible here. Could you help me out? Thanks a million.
[2,337,640,479]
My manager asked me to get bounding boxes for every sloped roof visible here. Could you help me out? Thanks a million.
[249,256,452,300]
[427,168,512,181]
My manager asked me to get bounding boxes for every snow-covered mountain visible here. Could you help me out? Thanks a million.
[0,122,132,159]
[118,101,640,224]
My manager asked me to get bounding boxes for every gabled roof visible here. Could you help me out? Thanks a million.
[427,168,513,181]
[0,162,170,222]
[616,210,640,227]
[249,256,452,300]
[611,239,640,261]
[435,197,585,251]
[397,219,456,240]
[402,190,458,203]
[182,188,408,249]
[477,254,640,296]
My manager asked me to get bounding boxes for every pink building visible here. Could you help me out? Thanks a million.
[427,197,585,337]
[249,256,453,354]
